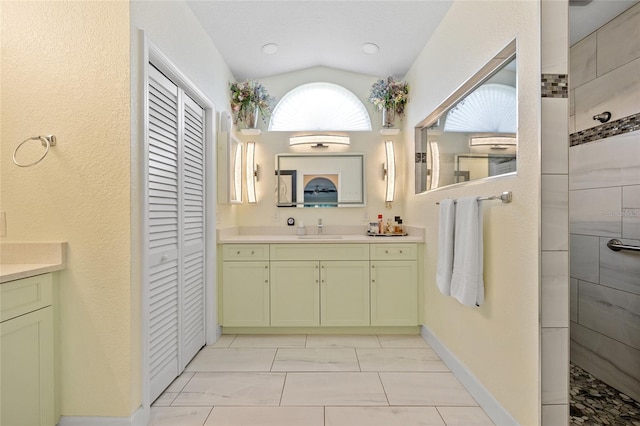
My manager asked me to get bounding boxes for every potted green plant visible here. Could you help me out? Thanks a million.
[368,76,410,127]
[229,80,275,129]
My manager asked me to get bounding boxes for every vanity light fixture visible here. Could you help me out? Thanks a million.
[289,135,350,148]
[383,140,396,203]
[246,142,259,203]
[469,135,516,149]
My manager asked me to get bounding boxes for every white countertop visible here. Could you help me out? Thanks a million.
[217,225,424,244]
[1,242,67,283]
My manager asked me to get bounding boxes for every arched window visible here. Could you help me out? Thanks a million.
[269,82,372,131]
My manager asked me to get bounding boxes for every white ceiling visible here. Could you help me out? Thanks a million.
[187,0,639,81]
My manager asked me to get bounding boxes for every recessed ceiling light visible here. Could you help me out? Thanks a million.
[362,42,379,55]
[261,43,278,55]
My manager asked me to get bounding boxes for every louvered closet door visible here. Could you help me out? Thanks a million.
[147,65,180,401]
[180,95,205,368]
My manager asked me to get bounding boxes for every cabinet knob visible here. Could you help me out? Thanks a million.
[237,250,240,255]
[400,250,403,254]
[265,280,268,283]
[161,254,168,262]
[385,250,389,254]
[371,265,375,268]
[265,266,268,269]
[372,279,375,282]
[316,279,319,283]
[251,250,255,255]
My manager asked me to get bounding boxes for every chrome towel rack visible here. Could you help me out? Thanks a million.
[607,239,640,253]
[13,135,57,168]
[436,191,513,205]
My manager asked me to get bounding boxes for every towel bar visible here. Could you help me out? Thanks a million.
[436,191,512,205]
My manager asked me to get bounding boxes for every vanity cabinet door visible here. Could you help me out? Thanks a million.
[370,260,418,326]
[270,261,319,326]
[222,261,270,326]
[1,275,54,426]
[320,261,370,326]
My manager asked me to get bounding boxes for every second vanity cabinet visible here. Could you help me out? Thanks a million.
[1,273,55,426]
[220,242,418,329]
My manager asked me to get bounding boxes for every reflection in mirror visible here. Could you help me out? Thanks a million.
[275,153,365,207]
[415,40,517,193]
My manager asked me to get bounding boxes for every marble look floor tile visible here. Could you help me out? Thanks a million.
[152,392,178,407]
[436,406,495,425]
[211,334,236,348]
[149,406,213,426]
[357,348,448,372]
[173,372,285,406]
[305,334,381,348]
[230,334,306,348]
[325,406,445,426]
[377,335,430,348]
[281,372,387,406]
[205,406,324,426]
[272,348,359,372]
[184,348,276,372]
[165,372,195,393]
[379,373,477,406]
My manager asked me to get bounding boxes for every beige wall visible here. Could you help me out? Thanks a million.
[1,1,133,417]
[402,1,541,424]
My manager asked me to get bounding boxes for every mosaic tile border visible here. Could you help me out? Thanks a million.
[542,74,568,98]
[570,113,640,147]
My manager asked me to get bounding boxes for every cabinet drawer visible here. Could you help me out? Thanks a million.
[270,244,369,261]
[222,244,270,261]
[1,274,53,322]
[369,244,417,260]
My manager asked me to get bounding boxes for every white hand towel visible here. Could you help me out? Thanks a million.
[450,196,485,307]
[436,198,455,296]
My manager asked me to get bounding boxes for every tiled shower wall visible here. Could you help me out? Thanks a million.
[540,1,570,424]
[569,2,640,403]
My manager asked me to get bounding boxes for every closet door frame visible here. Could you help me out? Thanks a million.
[140,32,217,413]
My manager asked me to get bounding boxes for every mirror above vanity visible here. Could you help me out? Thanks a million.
[275,153,365,207]
[415,40,517,193]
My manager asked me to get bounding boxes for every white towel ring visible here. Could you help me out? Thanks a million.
[13,135,56,168]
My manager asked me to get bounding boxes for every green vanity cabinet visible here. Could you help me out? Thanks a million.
[1,273,55,426]
[370,244,418,326]
[221,244,270,326]
[220,241,418,330]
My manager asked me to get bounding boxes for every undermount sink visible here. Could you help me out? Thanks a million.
[297,235,343,239]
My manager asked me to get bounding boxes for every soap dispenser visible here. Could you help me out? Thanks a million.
[297,221,306,236]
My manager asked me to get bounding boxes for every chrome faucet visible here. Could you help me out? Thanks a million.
[317,218,323,235]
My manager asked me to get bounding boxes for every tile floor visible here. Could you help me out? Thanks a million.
[151,334,495,426]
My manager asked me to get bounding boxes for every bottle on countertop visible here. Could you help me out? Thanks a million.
[297,221,306,236]
[377,214,383,234]
[396,219,404,234]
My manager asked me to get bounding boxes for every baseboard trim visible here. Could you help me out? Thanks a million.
[58,406,147,426]
[420,325,519,426]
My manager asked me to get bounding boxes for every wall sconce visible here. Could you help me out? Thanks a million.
[289,135,350,148]
[246,142,259,203]
[383,140,395,203]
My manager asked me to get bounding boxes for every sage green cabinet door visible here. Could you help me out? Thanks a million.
[1,307,54,426]
[222,261,270,326]
[270,261,320,326]
[320,261,370,326]
[370,260,418,326]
